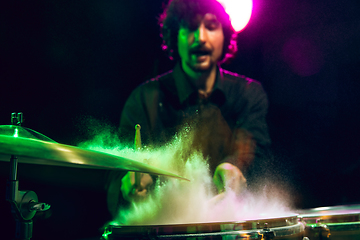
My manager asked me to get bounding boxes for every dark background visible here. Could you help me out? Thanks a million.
[1,0,360,239]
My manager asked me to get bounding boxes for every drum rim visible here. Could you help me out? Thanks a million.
[298,204,360,219]
[107,221,305,238]
[298,204,360,215]
[110,213,300,227]
[108,214,301,235]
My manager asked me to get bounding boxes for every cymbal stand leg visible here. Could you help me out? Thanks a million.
[6,155,33,239]
[15,220,33,240]
[8,155,19,201]
[6,157,51,240]
[5,113,51,239]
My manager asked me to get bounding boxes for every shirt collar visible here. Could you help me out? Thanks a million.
[173,62,226,105]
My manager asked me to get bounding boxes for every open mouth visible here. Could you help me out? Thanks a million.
[191,49,211,56]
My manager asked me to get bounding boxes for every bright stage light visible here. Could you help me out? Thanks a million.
[217,0,253,32]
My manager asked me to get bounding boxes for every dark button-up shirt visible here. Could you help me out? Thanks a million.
[119,63,271,174]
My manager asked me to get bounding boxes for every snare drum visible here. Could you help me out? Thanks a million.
[299,204,360,240]
[102,215,305,239]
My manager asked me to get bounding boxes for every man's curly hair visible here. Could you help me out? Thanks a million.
[159,0,238,64]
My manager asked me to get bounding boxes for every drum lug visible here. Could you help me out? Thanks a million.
[315,219,330,239]
[258,223,276,240]
[304,221,330,239]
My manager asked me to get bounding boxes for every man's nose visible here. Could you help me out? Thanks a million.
[194,24,207,44]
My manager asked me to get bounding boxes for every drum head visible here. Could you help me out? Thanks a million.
[104,214,304,240]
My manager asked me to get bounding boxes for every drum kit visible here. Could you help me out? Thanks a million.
[2,113,360,240]
[102,205,360,239]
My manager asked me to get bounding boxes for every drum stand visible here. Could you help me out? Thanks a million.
[5,113,50,240]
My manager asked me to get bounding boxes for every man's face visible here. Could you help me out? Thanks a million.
[178,13,224,76]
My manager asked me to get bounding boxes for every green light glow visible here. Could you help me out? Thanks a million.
[81,121,293,228]
[101,232,109,240]
[101,225,115,240]
[14,128,19,138]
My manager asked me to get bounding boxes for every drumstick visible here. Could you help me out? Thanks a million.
[134,124,142,190]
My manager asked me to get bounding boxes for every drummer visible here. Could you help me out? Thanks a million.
[107,0,271,217]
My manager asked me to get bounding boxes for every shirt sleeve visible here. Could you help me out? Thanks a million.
[223,80,271,176]
[242,81,271,151]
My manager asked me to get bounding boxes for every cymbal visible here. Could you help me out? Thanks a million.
[0,125,188,181]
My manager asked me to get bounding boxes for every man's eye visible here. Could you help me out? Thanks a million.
[206,20,220,30]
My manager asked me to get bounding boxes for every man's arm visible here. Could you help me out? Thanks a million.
[107,87,153,216]
[229,81,271,173]
[213,81,271,195]
[115,83,164,206]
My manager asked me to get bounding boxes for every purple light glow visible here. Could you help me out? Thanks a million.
[217,0,253,32]
[282,36,324,77]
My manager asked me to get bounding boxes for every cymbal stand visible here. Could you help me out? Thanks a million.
[5,113,51,240]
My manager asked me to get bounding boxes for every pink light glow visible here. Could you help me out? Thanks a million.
[217,0,253,32]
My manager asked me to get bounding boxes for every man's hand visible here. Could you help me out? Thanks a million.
[213,162,247,195]
[121,171,154,202]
